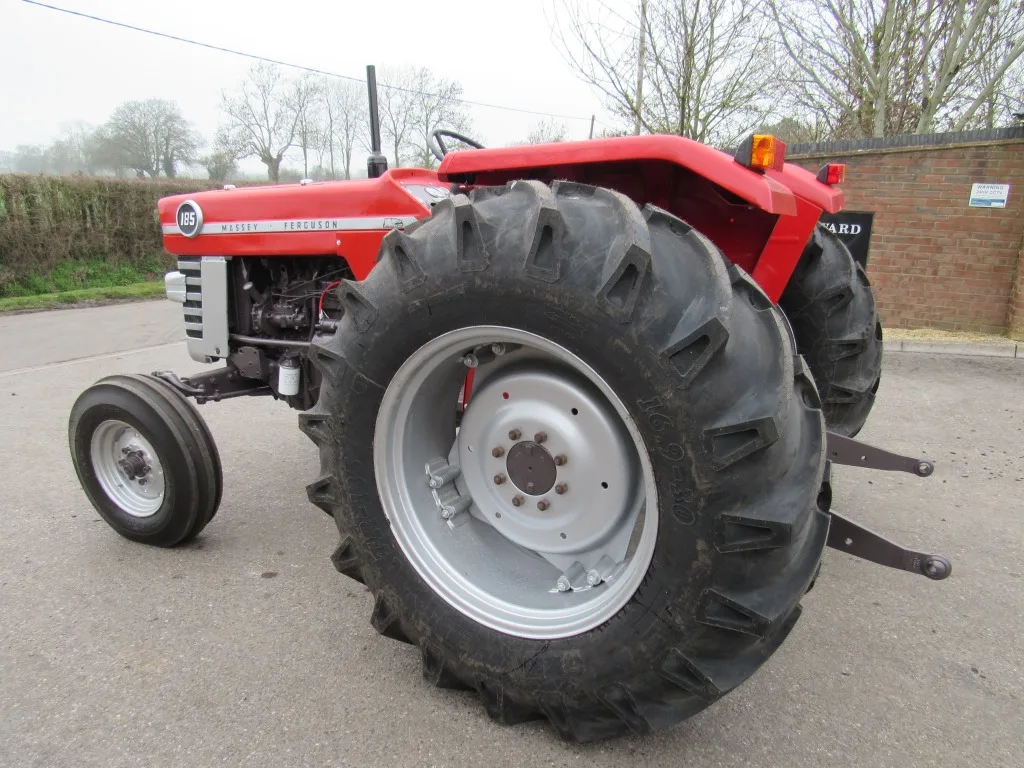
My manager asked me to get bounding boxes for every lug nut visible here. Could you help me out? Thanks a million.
[534,431,547,444]
[493,473,506,485]
[537,499,550,511]
[555,483,568,495]
[512,495,524,507]
[508,429,521,441]
[554,454,567,466]
[491,343,506,355]
[491,446,505,458]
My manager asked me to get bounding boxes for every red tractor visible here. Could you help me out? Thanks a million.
[67,66,949,741]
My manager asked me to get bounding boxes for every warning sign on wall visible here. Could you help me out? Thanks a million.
[968,183,1010,208]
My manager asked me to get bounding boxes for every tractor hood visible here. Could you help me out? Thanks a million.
[157,168,444,259]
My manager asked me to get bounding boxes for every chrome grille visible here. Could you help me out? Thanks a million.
[173,256,229,363]
[178,258,203,339]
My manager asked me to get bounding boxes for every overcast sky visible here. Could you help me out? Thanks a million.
[1,0,620,173]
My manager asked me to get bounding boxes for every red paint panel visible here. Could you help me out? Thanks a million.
[767,162,844,214]
[438,135,797,216]
[339,231,392,280]
[752,194,823,303]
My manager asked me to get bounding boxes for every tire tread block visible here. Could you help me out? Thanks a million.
[597,684,651,735]
[305,474,340,515]
[379,230,427,293]
[297,409,342,447]
[660,316,729,388]
[594,188,652,323]
[370,593,413,644]
[477,681,541,724]
[453,196,490,273]
[702,415,782,470]
[340,280,379,332]
[330,536,364,583]
[421,641,472,690]
[700,509,830,637]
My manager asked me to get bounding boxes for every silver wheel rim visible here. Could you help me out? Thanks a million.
[374,326,658,640]
[89,420,165,517]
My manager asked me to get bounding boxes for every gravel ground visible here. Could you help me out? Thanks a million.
[1,301,1021,768]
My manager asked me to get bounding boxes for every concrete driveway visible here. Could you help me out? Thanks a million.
[0,301,1021,767]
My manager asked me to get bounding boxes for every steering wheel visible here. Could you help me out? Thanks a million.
[429,129,485,162]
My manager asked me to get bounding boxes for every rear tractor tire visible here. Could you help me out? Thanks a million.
[302,181,829,741]
[779,225,883,437]
[68,373,222,547]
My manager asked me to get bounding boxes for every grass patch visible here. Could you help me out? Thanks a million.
[0,254,170,298]
[0,281,164,312]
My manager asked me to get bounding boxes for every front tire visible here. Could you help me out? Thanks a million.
[69,374,222,547]
[302,182,828,741]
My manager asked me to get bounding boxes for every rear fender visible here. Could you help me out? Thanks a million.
[437,135,798,216]
[438,135,796,276]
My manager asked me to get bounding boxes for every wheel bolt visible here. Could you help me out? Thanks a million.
[491,446,505,458]
[555,483,568,495]
[534,431,547,444]
[537,499,550,511]
[512,495,524,507]
[554,454,567,466]
[493,473,506,485]
[508,429,521,441]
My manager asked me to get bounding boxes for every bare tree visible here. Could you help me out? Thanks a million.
[220,62,307,182]
[373,66,471,168]
[553,0,782,145]
[99,99,200,178]
[931,2,1024,131]
[408,69,472,169]
[321,79,366,179]
[9,144,48,174]
[375,66,419,167]
[524,118,570,144]
[47,122,100,175]
[200,128,242,182]
[292,74,322,179]
[766,0,1024,138]
[755,116,829,145]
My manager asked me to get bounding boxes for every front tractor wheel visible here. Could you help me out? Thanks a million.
[302,181,828,741]
[68,374,222,547]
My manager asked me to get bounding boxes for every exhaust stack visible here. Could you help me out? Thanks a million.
[366,65,388,178]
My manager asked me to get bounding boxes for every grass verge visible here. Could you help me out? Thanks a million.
[0,282,164,312]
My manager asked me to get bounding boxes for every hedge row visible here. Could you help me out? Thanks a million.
[0,174,230,296]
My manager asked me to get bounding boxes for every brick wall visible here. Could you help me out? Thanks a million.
[790,139,1024,336]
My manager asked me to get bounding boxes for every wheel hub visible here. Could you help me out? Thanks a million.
[456,362,641,559]
[90,420,165,517]
[373,326,658,639]
[505,441,556,496]
[118,450,149,480]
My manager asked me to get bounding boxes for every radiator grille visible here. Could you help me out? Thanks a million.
[177,258,203,339]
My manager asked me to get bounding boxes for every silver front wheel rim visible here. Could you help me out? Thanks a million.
[374,326,658,640]
[90,420,166,517]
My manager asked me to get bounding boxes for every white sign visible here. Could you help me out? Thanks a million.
[968,183,1010,208]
